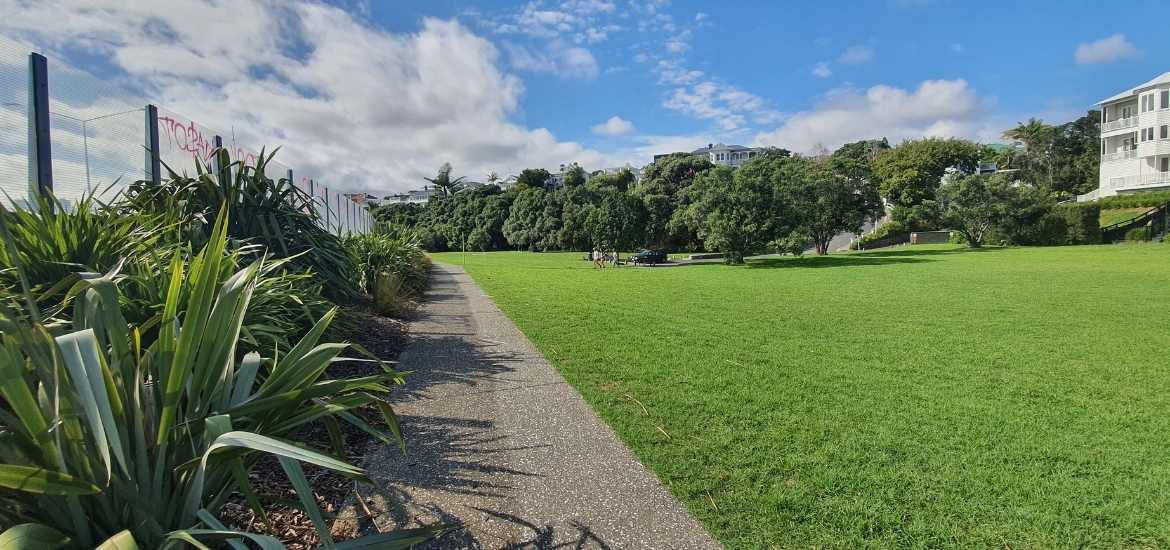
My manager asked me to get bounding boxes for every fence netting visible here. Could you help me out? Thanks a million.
[46,54,146,206]
[0,38,30,205]
[8,47,372,234]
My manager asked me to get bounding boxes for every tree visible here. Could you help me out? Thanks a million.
[425,162,465,196]
[637,154,714,249]
[475,193,514,250]
[562,164,587,188]
[502,187,546,251]
[776,155,884,255]
[684,161,785,264]
[587,190,645,262]
[873,138,982,207]
[556,185,596,250]
[588,168,636,192]
[515,168,552,191]
[486,171,500,184]
[936,173,1021,248]
[1003,118,1058,191]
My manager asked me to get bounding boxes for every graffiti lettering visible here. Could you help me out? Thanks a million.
[157,115,215,164]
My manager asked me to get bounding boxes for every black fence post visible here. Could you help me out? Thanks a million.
[213,135,230,183]
[145,104,161,185]
[28,52,52,198]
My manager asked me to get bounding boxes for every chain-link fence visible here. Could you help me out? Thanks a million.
[6,48,371,235]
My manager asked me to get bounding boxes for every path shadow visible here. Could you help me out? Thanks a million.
[745,254,934,269]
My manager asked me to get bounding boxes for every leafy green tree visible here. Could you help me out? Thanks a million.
[556,185,596,250]
[475,192,514,250]
[425,162,465,196]
[515,168,552,191]
[563,163,587,188]
[372,202,423,228]
[684,162,785,264]
[503,187,547,250]
[588,168,637,192]
[873,138,982,207]
[637,154,713,248]
[936,173,1023,248]
[587,189,645,261]
[776,156,884,255]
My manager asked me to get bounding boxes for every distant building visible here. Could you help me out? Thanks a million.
[653,143,766,167]
[384,186,433,205]
[344,192,379,205]
[1088,71,1170,201]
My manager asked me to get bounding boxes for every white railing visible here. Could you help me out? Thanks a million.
[1102,117,1139,132]
[1109,172,1170,190]
[1102,149,1138,162]
[1140,172,1170,187]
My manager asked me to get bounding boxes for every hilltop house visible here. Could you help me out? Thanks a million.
[653,143,766,167]
[1088,72,1170,200]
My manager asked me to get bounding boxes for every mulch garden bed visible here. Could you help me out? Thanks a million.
[219,297,413,548]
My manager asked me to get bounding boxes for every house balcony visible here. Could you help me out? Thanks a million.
[1108,172,1170,191]
[1102,117,1139,133]
[1102,149,1138,162]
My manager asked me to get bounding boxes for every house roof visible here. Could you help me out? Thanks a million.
[1097,72,1170,104]
[690,143,753,154]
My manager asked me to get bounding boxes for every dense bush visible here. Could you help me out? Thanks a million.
[122,149,356,297]
[0,210,439,547]
[1126,226,1151,241]
[1052,203,1101,244]
[1094,192,1170,210]
[343,231,431,315]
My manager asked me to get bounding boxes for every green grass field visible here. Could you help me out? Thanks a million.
[431,245,1170,548]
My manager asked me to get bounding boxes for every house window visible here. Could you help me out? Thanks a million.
[1162,157,1170,172]
[1162,125,1169,139]
[1162,90,1170,109]
[1122,105,1133,118]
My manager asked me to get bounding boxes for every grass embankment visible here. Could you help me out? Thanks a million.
[433,245,1170,548]
[1099,207,1154,227]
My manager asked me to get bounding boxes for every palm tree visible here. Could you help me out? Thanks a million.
[1003,119,1057,188]
[425,162,466,197]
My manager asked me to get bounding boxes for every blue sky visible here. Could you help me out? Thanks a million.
[0,0,1164,194]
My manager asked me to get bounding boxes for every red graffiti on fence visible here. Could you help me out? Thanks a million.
[157,115,215,164]
[157,114,259,169]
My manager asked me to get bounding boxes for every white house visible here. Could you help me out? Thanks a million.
[384,186,433,204]
[653,143,766,167]
[1089,72,1170,200]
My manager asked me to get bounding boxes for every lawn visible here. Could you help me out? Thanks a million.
[431,245,1170,548]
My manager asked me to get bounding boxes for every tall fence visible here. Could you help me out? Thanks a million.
[0,45,371,235]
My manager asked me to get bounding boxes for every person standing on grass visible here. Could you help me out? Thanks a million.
[592,248,603,269]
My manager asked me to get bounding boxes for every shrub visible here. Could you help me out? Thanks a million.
[343,232,429,295]
[0,209,442,548]
[773,232,812,256]
[121,149,357,298]
[0,190,162,318]
[1053,203,1101,244]
[1094,191,1170,210]
[1125,226,1151,241]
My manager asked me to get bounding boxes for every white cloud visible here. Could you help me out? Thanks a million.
[755,79,992,153]
[505,41,600,79]
[652,60,782,130]
[812,62,832,78]
[838,45,875,64]
[592,115,635,135]
[0,1,622,194]
[1075,34,1138,65]
[694,12,709,22]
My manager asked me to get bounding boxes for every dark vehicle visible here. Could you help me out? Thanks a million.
[630,249,667,265]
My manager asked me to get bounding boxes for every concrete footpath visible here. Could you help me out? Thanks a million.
[350,262,720,549]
